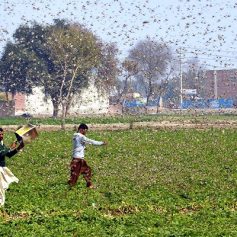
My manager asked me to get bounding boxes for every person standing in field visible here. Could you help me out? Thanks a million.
[0,127,24,206]
[68,123,107,189]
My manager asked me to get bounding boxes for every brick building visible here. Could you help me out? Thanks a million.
[201,69,237,103]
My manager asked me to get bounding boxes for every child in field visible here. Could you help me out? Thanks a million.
[68,123,107,189]
[0,127,24,206]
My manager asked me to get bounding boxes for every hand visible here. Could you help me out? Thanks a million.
[17,141,24,151]
[10,141,18,149]
[103,141,108,145]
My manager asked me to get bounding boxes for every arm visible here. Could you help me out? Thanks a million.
[6,141,24,158]
[0,145,12,157]
[6,148,18,158]
[83,136,105,146]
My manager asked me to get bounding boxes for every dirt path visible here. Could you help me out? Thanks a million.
[3,120,237,132]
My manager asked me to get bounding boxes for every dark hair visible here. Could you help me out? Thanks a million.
[0,128,3,132]
[78,123,88,130]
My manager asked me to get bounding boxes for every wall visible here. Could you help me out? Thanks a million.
[69,83,109,115]
[23,84,109,117]
[14,93,26,115]
[25,87,53,116]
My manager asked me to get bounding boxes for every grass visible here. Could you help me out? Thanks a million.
[0,128,237,236]
[0,112,237,125]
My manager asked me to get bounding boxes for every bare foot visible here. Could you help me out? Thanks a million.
[88,185,96,189]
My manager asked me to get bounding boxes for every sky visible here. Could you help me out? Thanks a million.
[0,0,237,69]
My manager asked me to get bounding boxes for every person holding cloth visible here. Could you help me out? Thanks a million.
[68,123,107,189]
[0,127,24,206]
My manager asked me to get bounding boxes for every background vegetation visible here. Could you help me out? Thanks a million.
[0,113,236,125]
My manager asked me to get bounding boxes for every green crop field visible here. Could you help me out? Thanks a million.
[0,128,237,236]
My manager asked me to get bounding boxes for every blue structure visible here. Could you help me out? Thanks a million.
[182,98,234,109]
[123,100,145,108]
[123,97,160,108]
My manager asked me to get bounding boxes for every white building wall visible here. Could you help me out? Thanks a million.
[25,87,53,116]
[70,83,109,115]
[25,84,109,116]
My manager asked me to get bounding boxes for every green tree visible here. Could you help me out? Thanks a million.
[1,19,118,127]
[0,42,42,100]
[44,21,102,126]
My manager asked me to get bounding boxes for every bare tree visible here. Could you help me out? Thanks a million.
[115,59,138,104]
[128,38,172,108]
[96,43,119,95]
[182,57,206,99]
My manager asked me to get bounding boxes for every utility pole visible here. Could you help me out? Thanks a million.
[214,70,218,99]
[180,48,183,109]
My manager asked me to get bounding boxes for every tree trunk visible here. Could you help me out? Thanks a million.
[145,77,152,114]
[65,95,73,117]
[11,92,15,100]
[146,92,151,114]
[61,116,65,130]
[60,101,67,130]
[60,112,66,130]
[121,98,126,114]
[5,92,9,101]
[51,97,60,118]
[53,104,59,118]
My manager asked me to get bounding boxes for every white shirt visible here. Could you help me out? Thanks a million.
[72,132,104,159]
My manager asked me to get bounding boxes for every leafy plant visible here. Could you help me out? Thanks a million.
[0,128,237,236]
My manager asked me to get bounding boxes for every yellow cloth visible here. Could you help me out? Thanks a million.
[0,167,19,206]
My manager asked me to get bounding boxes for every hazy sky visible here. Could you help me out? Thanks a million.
[0,0,237,68]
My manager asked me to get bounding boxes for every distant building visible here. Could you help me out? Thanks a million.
[181,69,237,109]
[202,69,237,102]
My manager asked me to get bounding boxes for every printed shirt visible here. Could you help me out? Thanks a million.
[72,133,104,159]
